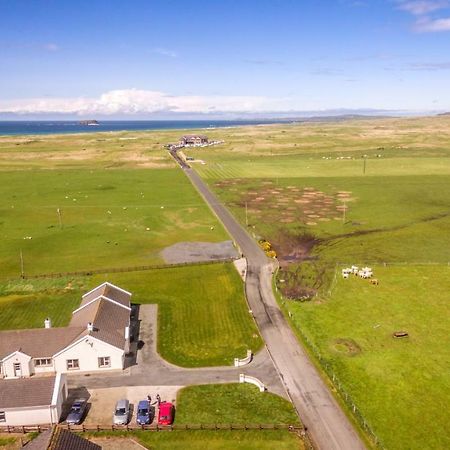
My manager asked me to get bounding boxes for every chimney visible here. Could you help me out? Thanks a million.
[124,326,130,340]
[44,318,52,329]
[87,322,94,332]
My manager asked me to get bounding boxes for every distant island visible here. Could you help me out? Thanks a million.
[79,119,99,126]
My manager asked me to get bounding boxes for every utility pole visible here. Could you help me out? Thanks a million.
[20,249,24,278]
[57,208,63,229]
[363,156,367,175]
[245,201,248,226]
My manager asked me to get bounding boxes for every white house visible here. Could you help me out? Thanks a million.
[0,282,132,378]
[0,373,67,426]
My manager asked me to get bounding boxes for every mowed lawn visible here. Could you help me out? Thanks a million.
[0,168,228,278]
[0,264,262,367]
[176,384,300,425]
[94,264,262,367]
[288,265,450,450]
[88,430,304,450]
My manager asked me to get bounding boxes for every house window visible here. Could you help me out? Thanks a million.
[66,359,79,370]
[34,358,52,367]
[98,356,111,368]
[0,412,5,422]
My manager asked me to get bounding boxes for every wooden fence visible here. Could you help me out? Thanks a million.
[1,423,304,433]
[14,257,237,280]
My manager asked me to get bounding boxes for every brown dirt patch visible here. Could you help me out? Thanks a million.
[333,338,362,356]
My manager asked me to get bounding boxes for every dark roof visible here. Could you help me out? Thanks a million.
[0,376,56,409]
[181,134,208,139]
[70,298,129,350]
[80,283,131,309]
[24,427,101,450]
[0,327,85,360]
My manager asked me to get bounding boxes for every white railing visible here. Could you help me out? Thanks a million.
[234,350,253,367]
[239,373,266,392]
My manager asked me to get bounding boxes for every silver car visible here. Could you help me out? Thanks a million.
[113,399,130,425]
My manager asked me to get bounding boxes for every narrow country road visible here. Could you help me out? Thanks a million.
[184,166,366,450]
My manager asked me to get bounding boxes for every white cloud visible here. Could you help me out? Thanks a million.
[0,89,292,115]
[414,16,450,30]
[152,48,178,58]
[397,0,449,15]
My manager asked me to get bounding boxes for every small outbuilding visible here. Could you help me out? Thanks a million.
[0,373,67,426]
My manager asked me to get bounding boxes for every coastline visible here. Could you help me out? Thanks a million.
[0,119,295,137]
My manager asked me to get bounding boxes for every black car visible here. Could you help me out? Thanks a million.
[66,398,88,424]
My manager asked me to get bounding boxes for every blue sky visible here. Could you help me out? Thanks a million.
[1,0,450,118]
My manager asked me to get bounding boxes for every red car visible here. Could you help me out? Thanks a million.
[158,402,175,425]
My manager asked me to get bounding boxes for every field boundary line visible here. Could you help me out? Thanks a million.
[0,423,305,433]
[6,258,237,281]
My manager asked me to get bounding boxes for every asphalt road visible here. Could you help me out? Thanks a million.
[185,167,366,450]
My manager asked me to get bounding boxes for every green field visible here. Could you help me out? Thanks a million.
[190,117,450,449]
[0,168,228,278]
[176,384,300,425]
[286,265,450,449]
[86,430,304,450]
[0,264,262,367]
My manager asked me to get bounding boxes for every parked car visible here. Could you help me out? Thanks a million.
[136,399,151,425]
[66,398,88,425]
[113,399,130,425]
[157,402,174,425]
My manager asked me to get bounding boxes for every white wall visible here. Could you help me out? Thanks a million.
[0,375,67,426]
[0,405,54,426]
[53,336,124,374]
[1,352,32,378]
[51,373,67,424]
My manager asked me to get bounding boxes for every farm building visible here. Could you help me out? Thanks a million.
[0,282,132,378]
[179,134,208,145]
[0,374,67,426]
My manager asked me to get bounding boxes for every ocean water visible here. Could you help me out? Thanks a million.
[0,120,288,136]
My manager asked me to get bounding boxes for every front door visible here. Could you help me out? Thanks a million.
[13,363,21,377]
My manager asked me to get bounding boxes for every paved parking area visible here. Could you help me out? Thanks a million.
[83,385,182,426]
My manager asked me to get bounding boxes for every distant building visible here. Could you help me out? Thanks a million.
[0,374,67,426]
[0,282,132,378]
[179,134,208,146]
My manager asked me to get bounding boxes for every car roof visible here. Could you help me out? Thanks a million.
[138,400,149,408]
[159,402,173,413]
[115,399,129,408]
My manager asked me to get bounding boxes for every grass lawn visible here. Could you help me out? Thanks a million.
[0,168,228,278]
[86,430,304,450]
[287,265,450,450]
[94,264,263,367]
[176,384,300,425]
[0,264,262,367]
[0,435,17,447]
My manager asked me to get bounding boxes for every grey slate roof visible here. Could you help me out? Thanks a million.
[70,298,129,350]
[80,283,131,309]
[24,427,101,450]
[0,327,86,360]
[0,376,56,409]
